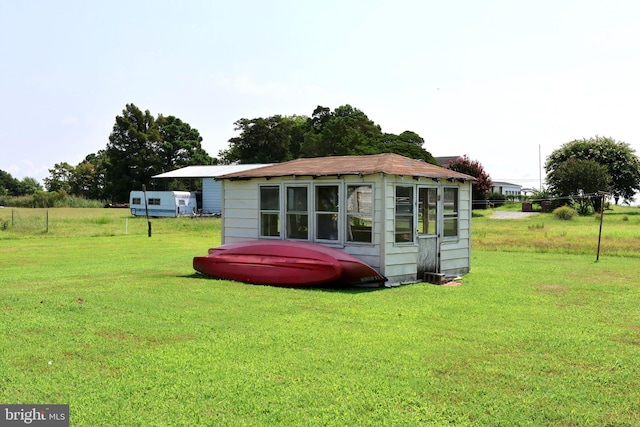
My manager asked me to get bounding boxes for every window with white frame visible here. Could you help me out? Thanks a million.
[260,186,280,237]
[395,186,414,243]
[346,185,372,243]
[418,187,437,235]
[443,187,459,238]
[315,185,339,241]
[286,186,308,239]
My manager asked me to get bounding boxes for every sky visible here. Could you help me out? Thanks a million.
[2,0,639,191]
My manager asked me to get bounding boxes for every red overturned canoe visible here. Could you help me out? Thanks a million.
[193,240,387,287]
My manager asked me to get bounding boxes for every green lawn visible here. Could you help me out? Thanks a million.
[473,204,640,258]
[1,207,639,426]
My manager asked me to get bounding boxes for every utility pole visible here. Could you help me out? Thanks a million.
[539,144,542,190]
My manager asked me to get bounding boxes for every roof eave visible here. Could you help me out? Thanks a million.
[221,171,477,181]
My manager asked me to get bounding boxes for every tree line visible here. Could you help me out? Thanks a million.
[2,103,442,203]
[2,102,639,209]
[1,103,216,204]
[219,105,438,166]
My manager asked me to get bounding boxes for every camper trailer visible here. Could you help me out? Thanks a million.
[129,190,197,217]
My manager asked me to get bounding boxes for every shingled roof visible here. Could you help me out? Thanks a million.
[218,153,476,181]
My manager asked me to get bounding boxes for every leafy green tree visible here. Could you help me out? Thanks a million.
[447,155,492,207]
[104,104,159,202]
[547,158,611,214]
[220,104,438,165]
[545,136,640,204]
[84,150,115,200]
[156,115,214,171]
[301,105,382,157]
[45,155,106,200]
[0,170,18,195]
[44,162,75,193]
[285,115,309,160]
[309,105,331,130]
[15,177,42,195]
[0,170,41,196]
[395,130,425,147]
[379,131,439,165]
[220,115,309,164]
[72,159,104,200]
[103,104,211,202]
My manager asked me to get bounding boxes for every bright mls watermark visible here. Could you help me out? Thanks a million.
[0,405,68,427]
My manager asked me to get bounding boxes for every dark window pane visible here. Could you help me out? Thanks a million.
[260,186,279,210]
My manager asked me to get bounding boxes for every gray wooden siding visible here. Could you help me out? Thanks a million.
[440,182,472,275]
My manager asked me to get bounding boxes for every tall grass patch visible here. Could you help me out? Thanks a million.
[0,208,221,240]
[474,205,640,258]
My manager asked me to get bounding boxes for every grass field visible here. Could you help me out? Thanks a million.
[1,207,639,426]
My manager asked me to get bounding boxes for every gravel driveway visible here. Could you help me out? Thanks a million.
[491,211,541,219]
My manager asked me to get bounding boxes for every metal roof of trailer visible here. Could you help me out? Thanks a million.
[152,164,271,179]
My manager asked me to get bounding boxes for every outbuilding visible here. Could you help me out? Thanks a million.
[217,153,476,285]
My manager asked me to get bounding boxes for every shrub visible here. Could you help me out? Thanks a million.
[447,155,492,202]
[487,192,507,207]
[553,206,577,220]
[0,193,105,208]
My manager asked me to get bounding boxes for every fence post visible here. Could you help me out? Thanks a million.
[596,192,608,262]
[142,184,152,237]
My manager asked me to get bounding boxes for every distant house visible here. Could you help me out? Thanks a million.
[217,153,476,285]
[435,156,462,168]
[490,181,522,196]
[151,164,269,214]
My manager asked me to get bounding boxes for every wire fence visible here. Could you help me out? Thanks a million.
[0,209,50,233]
[478,191,611,212]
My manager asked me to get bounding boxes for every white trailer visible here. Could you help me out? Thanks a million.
[129,190,197,217]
